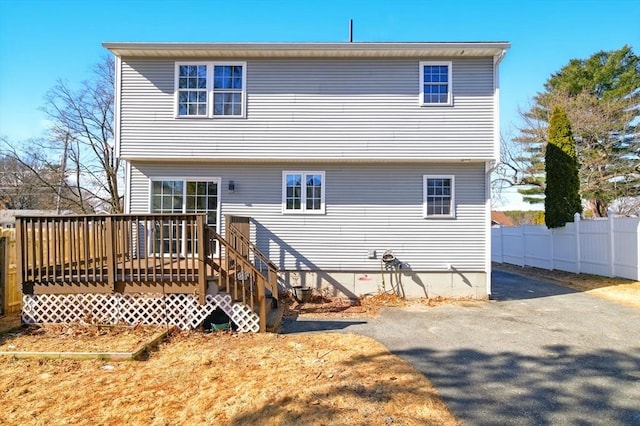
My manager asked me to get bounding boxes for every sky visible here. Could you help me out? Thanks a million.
[0,0,639,209]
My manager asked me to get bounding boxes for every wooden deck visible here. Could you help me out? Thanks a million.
[15,214,280,332]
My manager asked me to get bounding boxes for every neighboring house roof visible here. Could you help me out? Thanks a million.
[102,41,510,59]
[491,211,516,227]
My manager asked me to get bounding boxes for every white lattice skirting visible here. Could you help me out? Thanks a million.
[22,293,260,332]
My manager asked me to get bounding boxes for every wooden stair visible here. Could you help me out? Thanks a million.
[266,296,285,333]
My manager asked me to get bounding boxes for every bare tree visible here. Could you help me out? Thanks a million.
[492,131,545,208]
[0,148,58,209]
[0,137,86,212]
[0,56,122,214]
[42,55,122,213]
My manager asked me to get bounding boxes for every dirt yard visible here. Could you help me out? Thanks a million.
[0,329,458,425]
[494,263,640,310]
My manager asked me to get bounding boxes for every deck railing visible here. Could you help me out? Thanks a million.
[16,214,211,301]
[225,215,279,300]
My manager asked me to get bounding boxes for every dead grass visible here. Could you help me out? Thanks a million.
[495,263,640,309]
[283,291,483,319]
[282,292,408,318]
[0,312,21,334]
[0,323,165,353]
[0,330,458,425]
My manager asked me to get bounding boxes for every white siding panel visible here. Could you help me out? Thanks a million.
[129,161,487,271]
[119,58,496,160]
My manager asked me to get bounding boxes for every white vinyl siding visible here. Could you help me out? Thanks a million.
[120,57,495,160]
[129,161,487,271]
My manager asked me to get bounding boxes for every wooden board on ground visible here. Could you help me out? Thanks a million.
[0,324,171,360]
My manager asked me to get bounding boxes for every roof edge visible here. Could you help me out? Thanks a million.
[102,41,510,58]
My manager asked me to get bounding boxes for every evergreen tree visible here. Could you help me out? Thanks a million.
[545,107,582,228]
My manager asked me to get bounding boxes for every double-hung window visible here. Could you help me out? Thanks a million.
[282,171,325,214]
[177,65,208,116]
[423,175,455,218]
[176,62,246,118]
[420,61,452,106]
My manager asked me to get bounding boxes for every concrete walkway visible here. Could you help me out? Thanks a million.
[281,270,640,425]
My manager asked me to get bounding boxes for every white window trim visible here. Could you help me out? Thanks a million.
[174,62,247,119]
[282,171,326,215]
[419,61,453,107]
[423,175,455,219]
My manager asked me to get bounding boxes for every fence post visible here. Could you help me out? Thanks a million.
[497,225,503,263]
[608,208,615,277]
[550,225,555,271]
[0,237,5,316]
[520,224,526,267]
[574,213,581,274]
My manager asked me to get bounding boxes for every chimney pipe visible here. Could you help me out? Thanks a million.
[349,19,353,43]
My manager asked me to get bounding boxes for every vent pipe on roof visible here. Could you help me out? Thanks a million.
[349,19,353,43]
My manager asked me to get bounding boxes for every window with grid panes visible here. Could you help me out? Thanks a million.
[420,62,452,106]
[151,180,220,254]
[175,62,246,117]
[283,171,325,214]
[423,175,455,218]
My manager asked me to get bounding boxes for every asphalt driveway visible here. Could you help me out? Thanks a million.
[281,270,640,425]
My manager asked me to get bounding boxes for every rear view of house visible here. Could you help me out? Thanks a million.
[105,41,509,300]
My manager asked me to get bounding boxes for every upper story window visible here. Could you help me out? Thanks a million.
[175,62,246,118]
[282,171,325,214]
[213,65,244,116]
[420,61,452,106]
[177,65,208,116]
[423,175,455,218]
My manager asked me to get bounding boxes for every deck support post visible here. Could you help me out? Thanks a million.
[197,215,207,305]
[257,275,267,333]
[105,216,116,291]
[15,218,24,294]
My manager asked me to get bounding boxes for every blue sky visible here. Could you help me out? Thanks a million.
[0,0,639,208]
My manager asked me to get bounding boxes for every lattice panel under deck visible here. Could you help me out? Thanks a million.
[22,293,260,332]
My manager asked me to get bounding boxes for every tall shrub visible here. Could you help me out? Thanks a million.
[545,107,582,228]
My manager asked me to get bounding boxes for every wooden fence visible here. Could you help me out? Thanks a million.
[0,228,20,314]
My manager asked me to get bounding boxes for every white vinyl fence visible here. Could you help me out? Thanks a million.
[492,213,640,280]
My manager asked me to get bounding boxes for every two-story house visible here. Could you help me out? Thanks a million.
[104,41,510,300]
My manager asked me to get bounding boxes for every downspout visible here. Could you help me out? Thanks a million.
[485,49,507,298]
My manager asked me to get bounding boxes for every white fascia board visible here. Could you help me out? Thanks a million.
[103,41,511,59]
